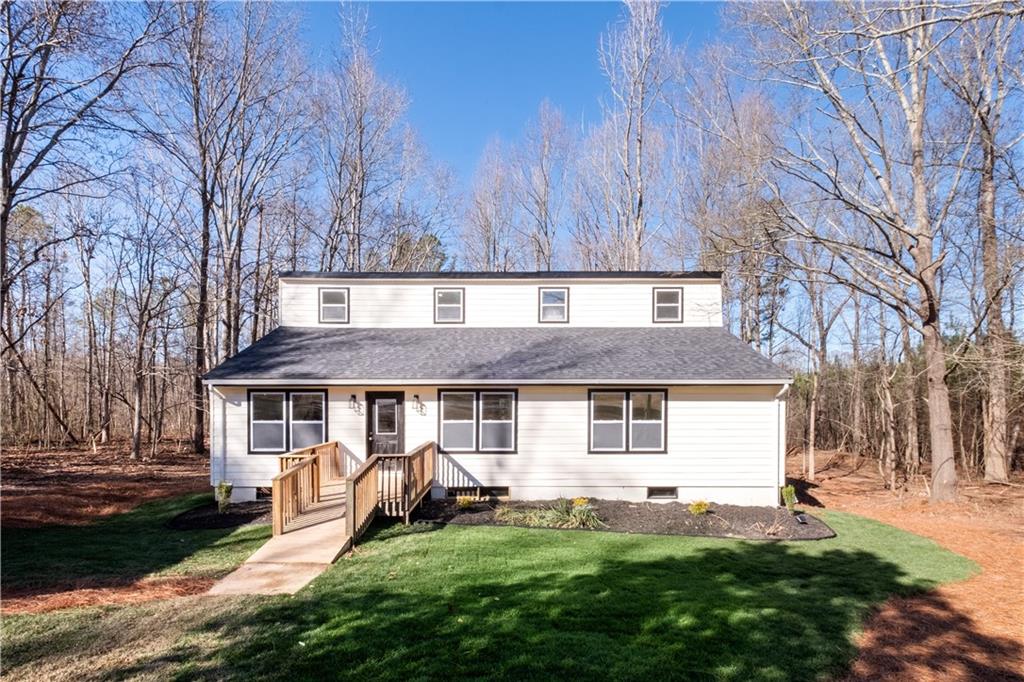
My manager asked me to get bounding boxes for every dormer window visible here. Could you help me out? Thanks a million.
[434,288,464,324]
[319,287,349,324]
[538,287,569,323]
[652,288,683,323]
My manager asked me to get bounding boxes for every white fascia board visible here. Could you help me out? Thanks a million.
[203,377,793,386]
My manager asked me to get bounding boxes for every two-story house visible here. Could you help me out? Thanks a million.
[204,271,791,508]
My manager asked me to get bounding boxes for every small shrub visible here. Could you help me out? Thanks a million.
[456,495,475,510]
[688,500,710,516]
[215,481,233,513]
[781,485,798,513]
[494,499,605,530]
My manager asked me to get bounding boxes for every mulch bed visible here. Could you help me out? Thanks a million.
[166,501,271,530]
[1,443,209,528]
[416,498,835,541]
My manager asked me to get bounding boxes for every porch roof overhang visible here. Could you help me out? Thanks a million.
[203,326,792,386]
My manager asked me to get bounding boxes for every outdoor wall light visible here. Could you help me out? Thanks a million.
[349,394,358,410]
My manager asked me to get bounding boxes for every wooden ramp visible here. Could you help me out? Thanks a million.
[209,440,437,596]
[209,481,350,596]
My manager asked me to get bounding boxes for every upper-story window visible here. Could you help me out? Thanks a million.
[538,287,569,323]
[434,288,464,324]
[319,288,349,324]
[652,287,683,323]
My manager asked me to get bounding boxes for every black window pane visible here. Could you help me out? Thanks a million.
[436,305,462,321]
[593,393,624,421]
[631,392,663,421]
[631,423,663,450]
[292,423,323,449]
[442,394,474,421]
[593,423,624,450]
[322,306,347,322]
[656,289,680,305]
[252,394,284,421]
[252,423,284,450]
[437,290,462,305]
[542,289,566,305]
[376,400,397,434]
[322,290,347,305]
[481,393,513,421]
[481,423,513,450]
[442,422,474,449]
[292,394,324,421]
[541,305,566,321]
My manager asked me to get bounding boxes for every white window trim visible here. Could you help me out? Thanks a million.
[434,288,464,324]
[539,287,569,323]
[374,398,398,436]
[590,391,627,452]
[250,391,286,452]
[440,391,476,451]
[653,287,683,323]
[319,288,349,324]
[628,391,665,452]
[290,391,326,448]
[479,391,516,452]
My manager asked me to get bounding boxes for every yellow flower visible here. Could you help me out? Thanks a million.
[572,497,589,507]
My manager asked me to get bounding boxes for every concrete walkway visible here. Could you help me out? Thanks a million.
[209,482,351,596]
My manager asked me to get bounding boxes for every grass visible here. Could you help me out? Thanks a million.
[0,506,977,681]
[1,494,270,590]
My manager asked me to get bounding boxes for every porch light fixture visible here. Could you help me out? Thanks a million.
[349,394,358,410]
[412,394,425,414]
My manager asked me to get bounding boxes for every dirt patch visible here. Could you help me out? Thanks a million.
[791,451,1024,682]
[167,500,271,530]
[417,498,835,541]
[1,576,216,615]
[1,443,209,528]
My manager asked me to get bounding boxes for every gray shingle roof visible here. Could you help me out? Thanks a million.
[280,270,721,280]
[204,326,791,383]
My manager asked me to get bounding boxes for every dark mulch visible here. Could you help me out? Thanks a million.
[166,501,271,530]
[416,498,835,541]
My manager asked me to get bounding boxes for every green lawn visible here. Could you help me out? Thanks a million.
[1,499,977,681]
[1,494,271,590]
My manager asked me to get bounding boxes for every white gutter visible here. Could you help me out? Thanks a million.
[203,377,794,387]
[209,385,229,486]
[775,384,791,503]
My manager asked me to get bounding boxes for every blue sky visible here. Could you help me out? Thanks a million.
[300,2,722,185]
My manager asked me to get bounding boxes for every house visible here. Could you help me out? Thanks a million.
[204,271,791,509]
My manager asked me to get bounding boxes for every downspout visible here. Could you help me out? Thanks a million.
[210,385,228,486]
[775,384,791,506]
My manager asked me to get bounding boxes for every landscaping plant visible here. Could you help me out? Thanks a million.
[216,481,233,514]
[782,485,798,513]
[688,500,710,516]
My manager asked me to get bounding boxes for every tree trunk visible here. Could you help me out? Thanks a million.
[806,371,818,482]
[921,320,957,500]
[192,200,211,455]
[979,125,1009,483]
[900,321,921,474]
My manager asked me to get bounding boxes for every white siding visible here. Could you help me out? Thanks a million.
[278,279,723,328]
[212,384,784,506]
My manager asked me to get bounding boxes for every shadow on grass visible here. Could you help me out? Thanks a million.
[110,519,1021,681]
[0,494,269,595]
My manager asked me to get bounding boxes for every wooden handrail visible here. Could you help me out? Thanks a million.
[271,441,343,535]
[345,441,437,543]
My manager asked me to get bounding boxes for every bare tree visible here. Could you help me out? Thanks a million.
[512,101,570,270]
[573,0,671,269]
[463,140,521,272]
[730,2,992,501]
[315,8,407,272]
[1,1,171,331]
[935,10,1023,482]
